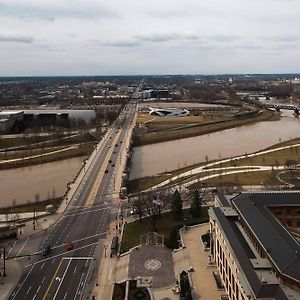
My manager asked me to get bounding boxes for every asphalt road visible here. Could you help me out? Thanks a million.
[8,102,137,300]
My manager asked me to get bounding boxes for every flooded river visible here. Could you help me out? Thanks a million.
[130,113,300,179]
[0,157,83,208]
[1,110,299,208]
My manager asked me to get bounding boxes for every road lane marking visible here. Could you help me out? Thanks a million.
[40,263,45,269]
[33,285,42,299]
[63,292,68,300]
[79,259,93,297]
[75,273,84,297]
[26,242,98,267]
[42,258,64,300]
[11,264,35,300]
[26,286,31,295]
[52,259,72,300]
[63,207,109,218]
[66,257,94,260]
[7,240,17,258]
[15,237,29,260]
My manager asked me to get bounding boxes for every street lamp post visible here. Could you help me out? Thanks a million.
[3,248,6,277]
[33,208,36,231]
[95,258,98,286]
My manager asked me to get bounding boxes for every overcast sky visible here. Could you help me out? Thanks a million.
[1,0,300,76]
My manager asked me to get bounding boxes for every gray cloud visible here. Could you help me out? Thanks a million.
[1,0,300,75]
[99,40,141,48]
[261,35,300,43]
[207,35,241,42]
[0,2,119,21]
[0,34,33,43]
[134,33,199,43]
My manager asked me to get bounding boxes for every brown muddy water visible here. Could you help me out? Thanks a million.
[130,115,300,179]
[0,157,83,208]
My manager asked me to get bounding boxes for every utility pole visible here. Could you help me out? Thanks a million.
[104,244,107,258]
[3,248,6,277]
[33,208,36,231]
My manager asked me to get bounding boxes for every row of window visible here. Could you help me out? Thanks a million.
[215,232,248,300]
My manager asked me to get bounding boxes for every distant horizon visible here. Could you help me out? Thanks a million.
[0,72,300,79]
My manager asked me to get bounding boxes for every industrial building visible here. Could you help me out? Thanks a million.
[0,111,24,133]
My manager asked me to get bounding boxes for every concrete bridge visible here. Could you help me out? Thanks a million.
[266,103,300,114]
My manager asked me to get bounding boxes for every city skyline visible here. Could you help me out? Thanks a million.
[1,0,300,76]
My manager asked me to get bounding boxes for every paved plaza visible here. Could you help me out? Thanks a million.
[181,223,225,300]
[128,245,176,288]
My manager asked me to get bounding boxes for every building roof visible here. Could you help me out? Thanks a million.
[216,194,231,207]
[212,207,288,300]
[0,110,23,115]
[232,192,300,284]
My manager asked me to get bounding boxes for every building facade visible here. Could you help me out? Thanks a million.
[209,192,300,300]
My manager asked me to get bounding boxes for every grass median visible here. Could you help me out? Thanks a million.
[189,170,281,189]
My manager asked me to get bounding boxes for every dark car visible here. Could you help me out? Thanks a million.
[66,242,74,251]
[109,159,112,163]
[42,245,51,256]
[105,169,109,173]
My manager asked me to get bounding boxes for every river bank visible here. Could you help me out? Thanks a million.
[133,109,278,146]
[0,131,98,169]
[0,144,94,170]
[128,138,300,193]
[130,112,300,179]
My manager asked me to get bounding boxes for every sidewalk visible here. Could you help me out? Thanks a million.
[179,223,225,300]
[92,220,121,300]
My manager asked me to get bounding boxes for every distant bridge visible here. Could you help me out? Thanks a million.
[265,104,300,114]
